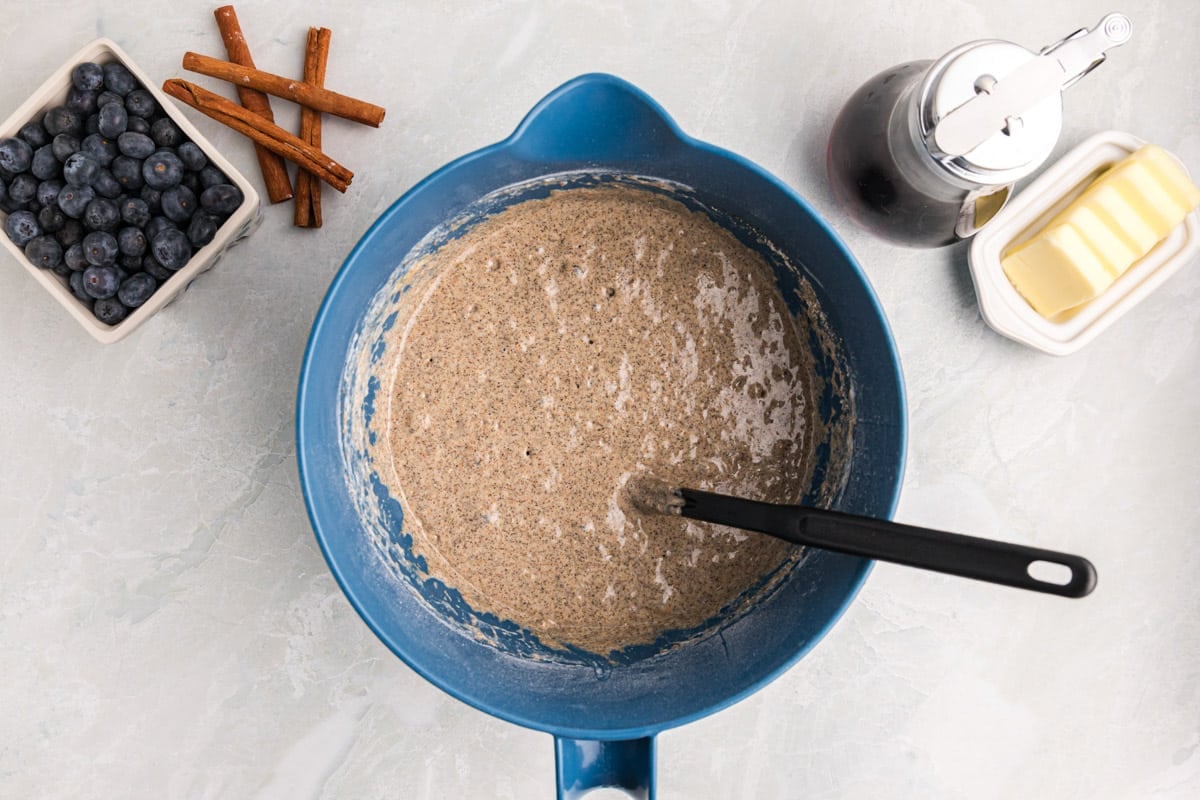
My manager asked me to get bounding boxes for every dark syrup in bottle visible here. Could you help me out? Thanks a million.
[826,61,968,248]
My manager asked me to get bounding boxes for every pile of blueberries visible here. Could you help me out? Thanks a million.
[1,60,244,326]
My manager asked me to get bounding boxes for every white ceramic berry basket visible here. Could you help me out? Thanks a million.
[0,37,261,344]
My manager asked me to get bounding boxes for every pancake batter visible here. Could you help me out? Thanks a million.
[376,186,822,653]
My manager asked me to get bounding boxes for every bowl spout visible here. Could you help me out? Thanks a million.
[508,73,688,163]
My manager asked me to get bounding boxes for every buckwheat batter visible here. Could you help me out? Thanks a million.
[376,186,822,654]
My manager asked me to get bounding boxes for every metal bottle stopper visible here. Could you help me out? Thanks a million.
[920,13,1133,235]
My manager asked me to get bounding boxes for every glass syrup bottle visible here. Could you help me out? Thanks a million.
[827,13,1132,248]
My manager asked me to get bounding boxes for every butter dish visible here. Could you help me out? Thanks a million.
[968,130,1200,355]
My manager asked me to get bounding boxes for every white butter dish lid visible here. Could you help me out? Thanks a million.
[967,130,1200,356]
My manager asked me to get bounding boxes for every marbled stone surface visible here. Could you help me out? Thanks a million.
[2,1,1197,798]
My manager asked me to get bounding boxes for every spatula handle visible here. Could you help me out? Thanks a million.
[678,489,1096,598]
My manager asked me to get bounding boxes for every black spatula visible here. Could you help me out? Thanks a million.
[625,479,1096,598]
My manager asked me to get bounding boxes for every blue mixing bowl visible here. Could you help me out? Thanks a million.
[297,74,906,799]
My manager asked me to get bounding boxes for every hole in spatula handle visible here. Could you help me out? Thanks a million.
[1027,559,1075,586]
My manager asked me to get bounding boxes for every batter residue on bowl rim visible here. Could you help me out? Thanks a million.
[362,183,840,655]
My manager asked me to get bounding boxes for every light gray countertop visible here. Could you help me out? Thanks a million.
[2,1,1197,798]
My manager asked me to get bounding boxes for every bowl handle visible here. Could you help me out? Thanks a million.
[555,735,656,799]
[508,73,688,163]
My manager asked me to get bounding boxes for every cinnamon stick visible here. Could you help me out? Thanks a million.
[182,51,385,128]
[162,79,352,192]
[214,6,293,204]
[295,27,331,228]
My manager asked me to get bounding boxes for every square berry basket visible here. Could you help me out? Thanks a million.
[0,37,261,344]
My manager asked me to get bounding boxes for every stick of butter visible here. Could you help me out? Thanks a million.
[1002,144,1200,318]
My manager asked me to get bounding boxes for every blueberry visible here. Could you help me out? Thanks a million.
[150,117,183,148]
[8,173,39,204]
[144,216,176,242]
[161,185,198,222]
[124,89,157,119]
[197,165,227,190]
[82,231,119,267]
[126,115,151,135]
[43,107,83,137]
[65,86,98,116]
[142,253,173,281]
[52,133,80,162]
[97,102,127,138]
[117,197,149,228]
[85,198,121,231]
[63,152,100,186]
[180,171,200,195]
[72,62,104,91]
[102,63,137,96]
[140,186,162,215]
[81,133,118,167]
[30,145,60,181]
[68,269,93,304]
[56,218,84,248]
[56,184,95,218]
[64,242,88,271]
[143,150,183,189]
[117,272,156,307]
[84,113,101,136]
[18,120,49,149]
[97,171,124,199]
[117,132,155,159]
[176,141,207,172]
[186,211,220,248]
[111,155,143,191]
[40,199,68,226]
[24,235,63,269]
[38,190,65,218]
[0,137,33,172]
[116,225,146,257]
[5,209,41,246]
[120,253,144,271]
[96,90,123,108]
[151,227,191,270]
[0,180,8,208]
[36,179,64,208]
[92,297,129,325]
[37,205,66,234]
[199,183,242,216]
